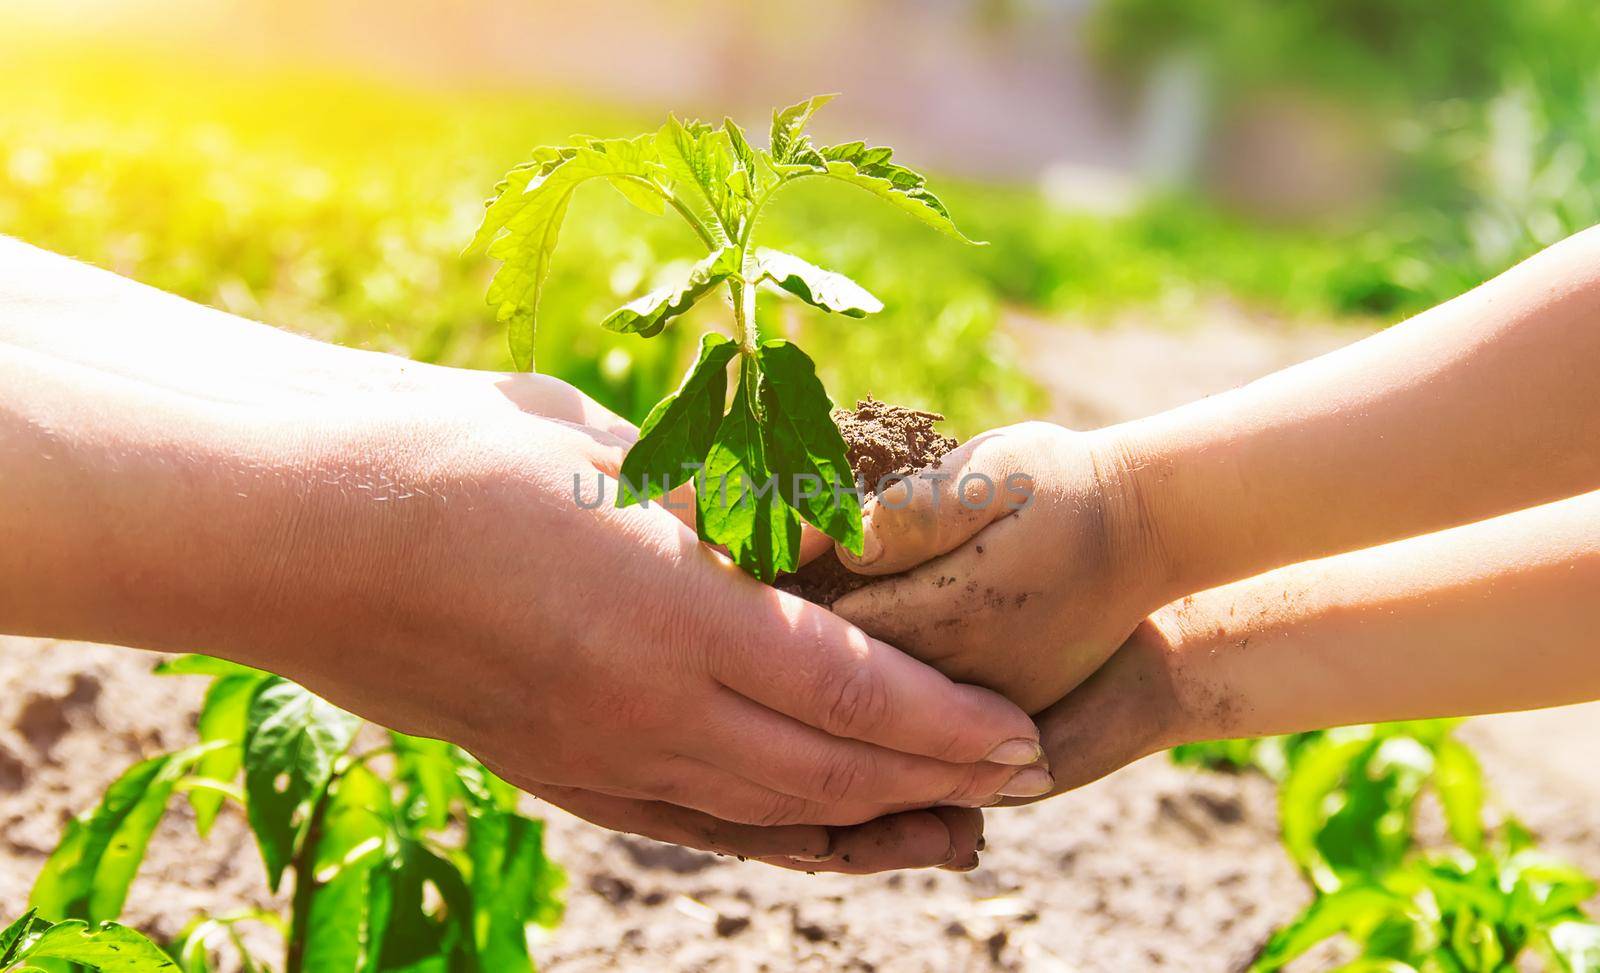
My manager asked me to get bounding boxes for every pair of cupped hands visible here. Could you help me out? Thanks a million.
[369,366,1179,877]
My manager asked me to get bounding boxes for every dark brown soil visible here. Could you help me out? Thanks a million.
[776,397,957,606]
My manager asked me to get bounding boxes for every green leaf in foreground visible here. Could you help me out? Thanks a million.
[756,340,863,554]
[243,678,361,892]
[755,248,882,317]
[602,246,740,337]
[4,917,179,972]
[471,136,665,369]
[30,750,200,922]
[0,910,50,966]
[699,376,801,582]
[617,333,737,507]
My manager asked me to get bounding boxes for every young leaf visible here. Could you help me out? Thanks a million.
[699,375,802,582]
[617,333,737,507]
[656,117,737,237]
[756,340,864,554]
[754,249,883,317]
[30,751,199,923]
[770,94,836,165]
[723,117,775,199]
[10,919,180,972]
[817,158,981,244]
[601,246,740,337]
[188,672,267,838]
[242,678,361,892]
[471,136,666,369]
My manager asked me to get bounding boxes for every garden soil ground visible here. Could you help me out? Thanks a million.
[6,306,1600,972]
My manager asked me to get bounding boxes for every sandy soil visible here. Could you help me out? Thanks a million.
[6,308,1600,972]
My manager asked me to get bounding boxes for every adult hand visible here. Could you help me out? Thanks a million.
[830,421,1169,713]
[238,407,1048,835]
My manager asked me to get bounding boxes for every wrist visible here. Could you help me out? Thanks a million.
[1083,425,1199,612]
[1139,599,1225,748]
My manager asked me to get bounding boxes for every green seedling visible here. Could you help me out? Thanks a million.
[469,95,981,581]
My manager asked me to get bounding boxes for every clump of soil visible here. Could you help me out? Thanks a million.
[776,397,956,606]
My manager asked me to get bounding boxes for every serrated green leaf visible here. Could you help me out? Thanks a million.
[770,94,835,164]
[656,117,737,237]
[11,919,179,972]
[602,246,740,337]
[617,333,737,507]
[818,159,981,244]
[699,374,802,582]
[188,673,266,838]
[153,655,266,680]
[754,248,882,317]
[30,750,200,923]
[243,678,361,892]
[723,116,775,199]
[472,136,665,369]
[756,340,863,554]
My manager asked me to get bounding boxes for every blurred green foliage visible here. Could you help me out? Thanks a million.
[1093,0,1600,314]
[0,46,1042,436]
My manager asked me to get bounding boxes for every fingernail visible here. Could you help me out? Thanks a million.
[842,521,881,566]
[985,738,1044,767]
[940,853,980,873]
[790,850,834,863]
[996,766,1054,798]
[947,796,1002,809]
[975,836,987,852]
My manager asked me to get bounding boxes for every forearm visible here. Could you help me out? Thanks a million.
[0,236,436,407]
[0,341,326,649]
[1160,490,1600,741]
[1105,226,1600,600]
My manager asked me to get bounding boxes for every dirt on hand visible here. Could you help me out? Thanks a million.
[776,397,957,607]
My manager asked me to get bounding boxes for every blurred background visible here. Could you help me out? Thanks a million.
[7,2,1600,969]
[7,0,1598,436]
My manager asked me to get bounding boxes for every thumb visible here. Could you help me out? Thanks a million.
[837,426,1034,576]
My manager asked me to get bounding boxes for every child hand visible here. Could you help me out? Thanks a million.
[830,422,1169,714]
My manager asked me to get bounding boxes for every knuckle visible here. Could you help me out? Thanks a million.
[746,792,808,829]
[942,763,1001,804]
[926,715,979,764]
[806,749,871,805]
[817,659,894,740]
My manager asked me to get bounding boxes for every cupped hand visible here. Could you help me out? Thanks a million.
[828,421,1168,713]
[265,405,1048,846]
